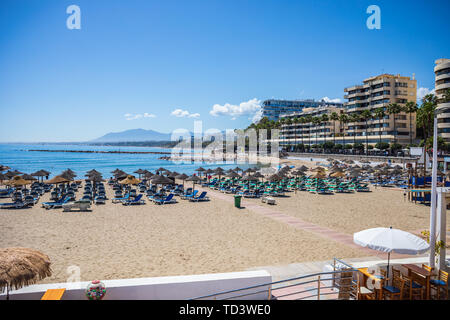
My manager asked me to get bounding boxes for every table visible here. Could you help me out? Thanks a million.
[401,264,432,299]
[358,267,385,299]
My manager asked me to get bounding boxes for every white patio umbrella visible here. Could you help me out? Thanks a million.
[353,227,430,279]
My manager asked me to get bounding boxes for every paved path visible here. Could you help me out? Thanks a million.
[200,187,407,260]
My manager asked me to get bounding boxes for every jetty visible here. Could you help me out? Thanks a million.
[28,149,172,155]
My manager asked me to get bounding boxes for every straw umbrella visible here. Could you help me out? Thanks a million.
[233,167,243,174]
[21,174,37,182]
[156,167,168,175]
[31,170,50,182]
[205,169,215,181]
[133,169,146,179]
[330,170,346,178]
[195,167,206,178]
[186,175,201,192]
[168,171,180,179]
[5,176,32,189]
[59,172,75,181]
[4,171,18,179]
[0,247,52,300]
[312,171,327,179]
[214,167,225,180]
[243,168,255,175]
[299,165,309,172]
[226,171,241,185]
[119,175,141,196]
[267,174,282,182]
[175,173,189,188]
[45,175,70,185]
[150,174,174,193]
[119,175,141,186]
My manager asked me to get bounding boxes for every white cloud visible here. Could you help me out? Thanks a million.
[252,109,263,123]
[124,113,156,120]
[321,97,342,103]
[209,98,262,122]
[171,108,200,118]
[417,87,435,102]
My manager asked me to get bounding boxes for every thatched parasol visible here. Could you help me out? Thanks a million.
[59,172,75,181]
[226,171,241,179]
[62,169,76,177]
[143,172,154,179]
[312,171,327,179]
[31,170,50,182]
[330,171,346,178]
[21,174,37,181]
[186,175,201,191]
[168,171,180,178]
[151,174,174,186]
[267,174,282,182]
[119,175,141,185]
[174,173,189,187]
[45,175,70,185]
[4,171,18,179]
[0,247,52,299]
[243,168,256,174]
[5,176,32,187]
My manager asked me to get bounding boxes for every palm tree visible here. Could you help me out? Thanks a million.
[312,116,321,146]
[349,112,361,147]
[339,113,349,147]
[320,114,329,146]
[293,116,300,150]
[373,107,385,145]
[404,101,418,145]
[360,109,372,155]
[305,115,313,147]
[299,117,306,147]
[330,112,339,147]
[386,103,402,144]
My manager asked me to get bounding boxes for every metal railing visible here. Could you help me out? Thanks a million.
[190,258,359,300]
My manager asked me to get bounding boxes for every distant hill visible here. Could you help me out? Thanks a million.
[90,129,172,143]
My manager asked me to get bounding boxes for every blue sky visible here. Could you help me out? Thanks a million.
[0,0,449,142]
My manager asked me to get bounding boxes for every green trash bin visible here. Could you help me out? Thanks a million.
[234,195,242,208]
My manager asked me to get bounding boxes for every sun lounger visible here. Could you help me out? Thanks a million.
[152,193,177,205]
[189,191,209,202]
[181,190,198,200]
[42,197,70,209]
[122,194,145,205]
[261,195,276,205]
[0,201,29,209]
[62,200,91,212]
[112,193,130,203]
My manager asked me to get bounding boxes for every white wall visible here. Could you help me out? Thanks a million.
[0,270,272,300]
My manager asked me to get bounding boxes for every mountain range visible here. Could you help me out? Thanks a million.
[90,128,234,143]
[90,129,172,142]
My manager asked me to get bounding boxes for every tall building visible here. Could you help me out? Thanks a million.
[261,99,343,121]
[278,104,345,147]
[343,74,417,146]
[435,58,450,142]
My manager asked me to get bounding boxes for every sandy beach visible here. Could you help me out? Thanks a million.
[0,180,364,284]
[0,158,446,285]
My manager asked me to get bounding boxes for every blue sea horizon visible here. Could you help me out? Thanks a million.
[0,143,254,179]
